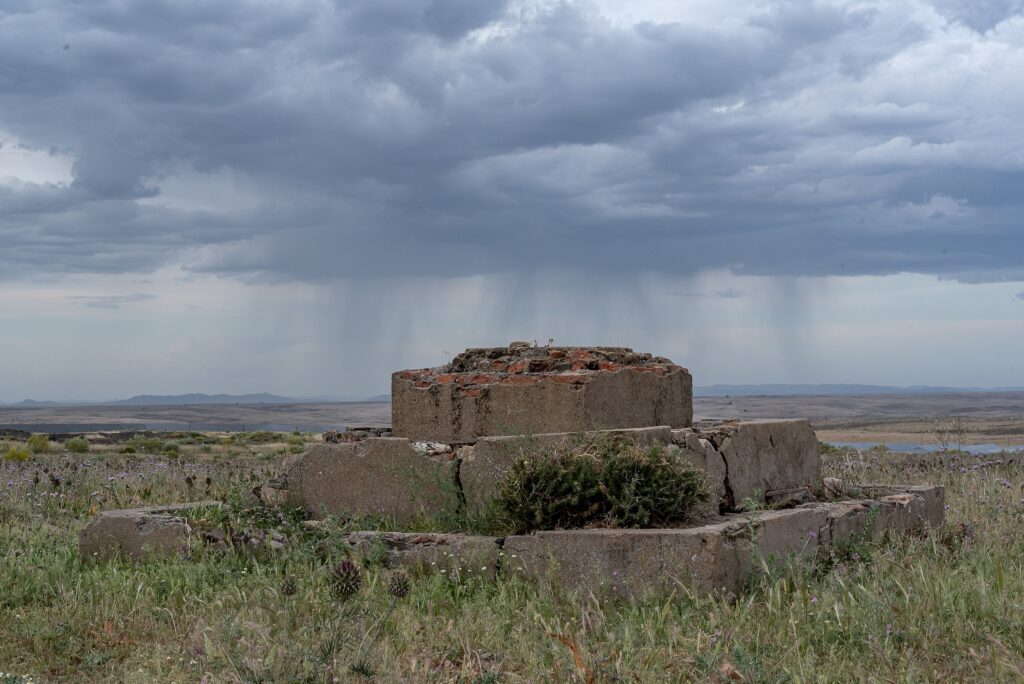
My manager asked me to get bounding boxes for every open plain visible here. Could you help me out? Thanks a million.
[4,391,1023,446]
[2,382,1023,681]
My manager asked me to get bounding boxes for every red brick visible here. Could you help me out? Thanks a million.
[548,350,566,359]
[507,361,527,374]
[505,375,540,384]
[435,374,456,384]
[414,380,431,389]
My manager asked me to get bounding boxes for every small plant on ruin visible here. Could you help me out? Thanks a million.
[65,437,90,453]
[497,450,604,533]
[601,444,707,527]
[496,438,707,533]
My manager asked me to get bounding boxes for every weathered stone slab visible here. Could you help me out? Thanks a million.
[705,420,821,509]
[503,524,746,597]
[502,487,941,597]
[392,344,692,443]
[820,484,944,545]
[80,501,219,562]
[748,507,828,562]
[459,426,673,513]
[670,428,728,518]
[338,531,501,579]
[287,439,459,523]
[858,484,945,529]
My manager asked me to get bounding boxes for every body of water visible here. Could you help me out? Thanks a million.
[827,441,1024,455]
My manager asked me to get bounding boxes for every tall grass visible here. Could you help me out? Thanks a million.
[1,437,1022,682]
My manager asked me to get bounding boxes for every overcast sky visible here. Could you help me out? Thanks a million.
[1,0,1023,401]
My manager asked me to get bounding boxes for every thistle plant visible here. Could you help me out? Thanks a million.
[329,560,363,601]
[350,569,414,676]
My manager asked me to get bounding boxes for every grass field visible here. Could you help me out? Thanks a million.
[2,433,1023,682]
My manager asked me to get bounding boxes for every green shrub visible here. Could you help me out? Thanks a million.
[497,450,604,533]
[139,437,165,453]
[27,434,50,454]
[600,445,707,527]
[65,437,90,453]
[496,439,707,534]
[4,446,31,462]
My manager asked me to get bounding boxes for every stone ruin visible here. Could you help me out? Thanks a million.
[81,343,945,597]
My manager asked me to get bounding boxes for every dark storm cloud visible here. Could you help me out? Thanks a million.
[1,0,1022,283]
[930,0,1024,32]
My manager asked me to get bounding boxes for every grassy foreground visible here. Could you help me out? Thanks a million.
[1,434,1023,683]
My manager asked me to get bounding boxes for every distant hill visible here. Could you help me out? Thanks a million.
[695,384,1024,397]
[112,393,299,405]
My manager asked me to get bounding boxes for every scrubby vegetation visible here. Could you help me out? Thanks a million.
[1,434,1023,681]
[26,435,49,454]
[3,446,30,462]
[64,437,90,453]
[496,439,707,533]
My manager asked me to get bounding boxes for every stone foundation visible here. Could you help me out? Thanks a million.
[79,344,946,600]
[286,420,824,521]
[503,484,943,596]
[392,344,692,443]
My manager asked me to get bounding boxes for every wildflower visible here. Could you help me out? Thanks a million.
[387,570,411,599]
[329,560,362,600]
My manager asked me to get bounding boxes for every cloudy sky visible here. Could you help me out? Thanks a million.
[1,0,1023,401]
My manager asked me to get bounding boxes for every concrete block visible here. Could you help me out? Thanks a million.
[503,524,746,597]
[671,428,727,518]
[748,507,828,563]
[338,531,501,579]
[80,501,219,562]
[392,345,692,443]
[501,487,940,597]
[459,426,673,513]
[858,484,945,530]
[822,484,944,546]
[287,439,459,523]
[706,420,821,509]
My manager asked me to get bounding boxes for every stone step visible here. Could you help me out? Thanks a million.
[79,501,220,562]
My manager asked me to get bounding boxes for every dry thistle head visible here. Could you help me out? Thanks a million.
[387,570,411,599]
[329,560,362,600]
[281,575,298,597]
